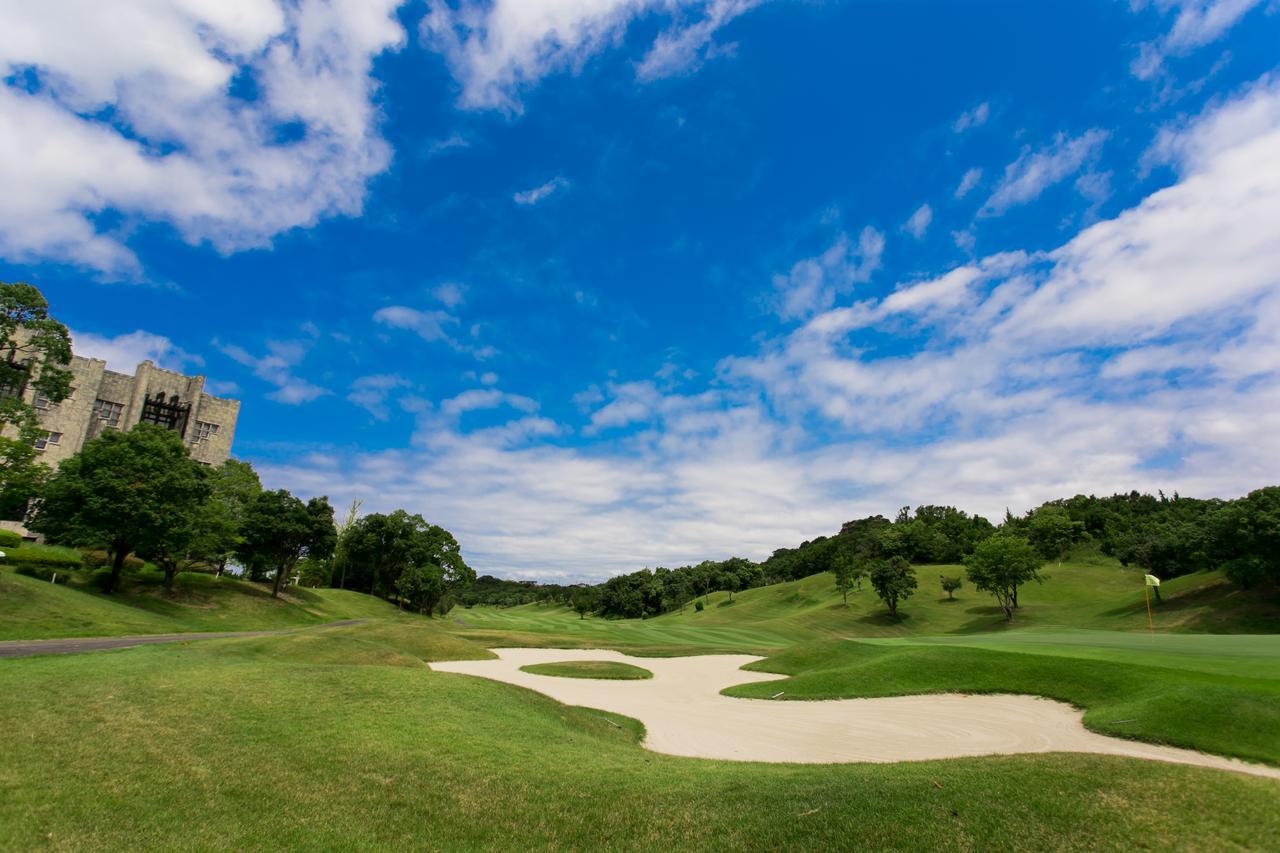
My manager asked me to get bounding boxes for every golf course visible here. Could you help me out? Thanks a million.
[2,552,1278,850]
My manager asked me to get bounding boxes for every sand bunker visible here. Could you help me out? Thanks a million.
[432,648,1280,779]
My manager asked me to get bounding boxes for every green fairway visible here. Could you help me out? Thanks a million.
[2,621,1278,851]
[453,557,1280,655]
[3,550,1278,849]
[0,567,411,640]
[521,660,654,679]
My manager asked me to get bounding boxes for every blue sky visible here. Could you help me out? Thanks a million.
[3,0,1280,580]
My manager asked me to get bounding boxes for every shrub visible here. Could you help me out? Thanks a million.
[82,550,146,571]
[15,565,68,583]
[7,547,83,569]
[694,599,705,612]
[0,530,22,549]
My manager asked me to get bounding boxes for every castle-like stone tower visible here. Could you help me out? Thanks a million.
[14,352,240,467]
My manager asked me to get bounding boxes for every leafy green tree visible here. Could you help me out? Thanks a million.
[870,556,916,617]
[572,593,592,619]
[395,562,445,614]
[964,534,1045,620]
[832,553,862,605]
[342,510,473,603]
[1211,487,1280,588]
[30,425,207,593]
[188,459,261,577]
[940,575,963,599]
[296,556,332,588]
[330,498,363,589]
[1026,506,1082,561]
[0,282,73,518]
[237,490,336,597]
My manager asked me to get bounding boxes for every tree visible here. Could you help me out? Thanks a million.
[237,490,336,597]
[870,556,916,617]
[140,470,214,588]
[395,563,445,614]
[572,594,592,619]
[964,534,1045,620]
[331,498,363,589]
[0,282,73,519]
[341,510,473,605]
[940,575,963,599]
[1026,506,1082,561]
[188,459,261,577]
[30,425,207,593]
[1211,487,1280,588]
[832,554,861,605]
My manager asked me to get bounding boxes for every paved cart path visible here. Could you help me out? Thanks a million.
[433,647,1280,780]
[0,619,368,658]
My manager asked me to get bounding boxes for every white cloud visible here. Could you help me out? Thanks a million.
[636,0,762,81]
[373,305,459,343]
[421,0,764,112]
[955,167,983,200]
[0,0,406,275]
[440,388,539,418]
[952,101,990,133]
[432,282,467,308]
[1130,0,1266,80]
[982,129,1109,215]
[903,204,933,239]
[773,227,885,320]
[264,73,1280,582]
[348,374,411,420]
[71,329,200,374]
[217,334,328,405]
[513,176,569,206]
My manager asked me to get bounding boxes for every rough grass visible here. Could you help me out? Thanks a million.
[2,623,1278,851]
[521,660,654,679]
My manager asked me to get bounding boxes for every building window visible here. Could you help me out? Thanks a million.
[93,399,124,427]
[32,393,52,410]
[192,421,220,443]
[33,431,62,450]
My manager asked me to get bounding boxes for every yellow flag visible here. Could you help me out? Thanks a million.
[1145,574,1161,587]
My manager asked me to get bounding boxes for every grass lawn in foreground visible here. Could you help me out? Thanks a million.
[521,660,654,679]
[2,620,1277,851]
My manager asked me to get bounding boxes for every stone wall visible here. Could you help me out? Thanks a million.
[0,339,240,469]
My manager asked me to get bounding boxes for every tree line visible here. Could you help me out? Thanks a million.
[493,489,1280,621]
[27,424,476,610]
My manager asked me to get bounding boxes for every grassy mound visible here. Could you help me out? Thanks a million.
[2,622,1277,850]
[520,660,653,679]
[0,564,414,640]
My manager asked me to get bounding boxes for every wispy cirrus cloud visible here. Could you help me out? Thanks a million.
[982,129,1108,215]
[513,176,569,206]
[773,227,885,320]
[1130,0,1267,80]
[421,0,766,112]
[953,101,990,133]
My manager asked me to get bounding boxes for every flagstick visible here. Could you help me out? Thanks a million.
[1144,585,1153,635]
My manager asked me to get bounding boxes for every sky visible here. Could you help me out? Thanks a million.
[2,0,1279,581]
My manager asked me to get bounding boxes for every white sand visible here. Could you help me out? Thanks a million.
[431,648,1280,779]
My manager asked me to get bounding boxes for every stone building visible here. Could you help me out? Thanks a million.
[4,348,240,468]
